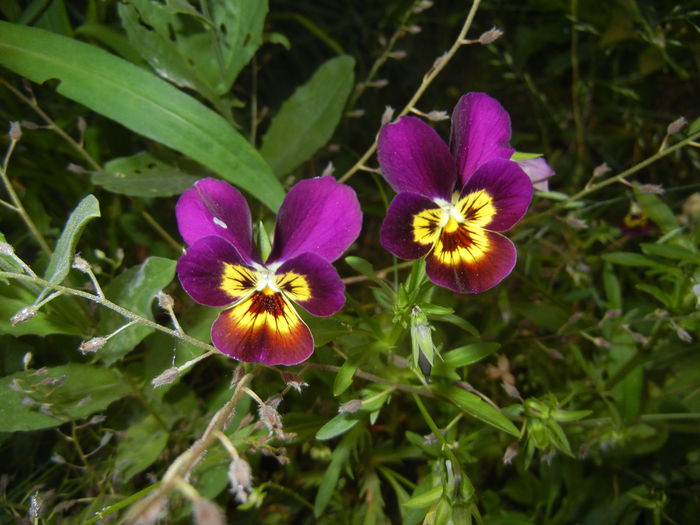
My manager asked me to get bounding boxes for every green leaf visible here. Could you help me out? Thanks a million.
[315,412,361,441]
[431,313,479,337]
[114,414,169,480]
[0,21,284,210]
[260,55,355,177]
[635,283,672,307]
[402,485,442,509]
[333,359,358,396]
[98,257,177,365]
[602,252,675,272]
[443,343,501,368]
[0,364,130,432]
[640,243,700,264]
[314,425,359,516]
[634,189,679,236]
[432,384,519,437]
[92,152,200,197]
[0,287,82,337]
[43,194,100,286]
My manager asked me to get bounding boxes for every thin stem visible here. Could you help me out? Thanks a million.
[1,271,218,356]
[520,130,700,226]
[338,0,483,183]
[1,134,52,255]
[124,371,255,523]
[138,209,182,252]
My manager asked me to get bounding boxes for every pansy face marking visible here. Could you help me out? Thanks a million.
[378,92,537,294]
[176,176,362,366]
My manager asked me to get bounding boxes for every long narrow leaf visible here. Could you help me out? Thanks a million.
[0,21,284,210]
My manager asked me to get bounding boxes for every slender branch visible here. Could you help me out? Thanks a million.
[125,371,255,523]
[1,271,217,355]
[520,130,700,226]
[338,0,483,183]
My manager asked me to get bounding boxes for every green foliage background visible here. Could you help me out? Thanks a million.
[1,0,699,523]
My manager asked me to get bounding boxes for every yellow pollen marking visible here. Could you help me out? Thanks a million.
[276,272,312,303]
[228,290,299,335]
[261,285,276,295]
[457,189,496,228]
[412,207,443,245]
[432,225,490,266]
[220,263,257,299]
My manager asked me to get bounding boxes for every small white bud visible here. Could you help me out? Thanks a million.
[564,217,588,229]
[369,79,389,88]
[9,121,22,141]
[79,337,107,354]
[28,491,42,519]
[151,367,179,387]
[503,443,519,465]
[66,163,89,174]
[425,110,449,122]
[389,50,407,60]
[89,415,106,425]
[407,25,422,34]
[347,109,366,118]
[228,457,253,503]
[77,116,87,135]
[280,372,308,393]
[20,120,42,130]
[23,352,33,369]
[193,498,226,525]
[258,404,283,437]
[592,337,611,349]
[0,242,14,256]
[381,106,395,125]
[593,162,611,177]
[413,0,433,13]
[9,379,24,392]
[321,162,335,178]
[51,453,66,464]
[478,27,504,45]
[11,307,36,325]
[666,116,687,135]
[156,291,174,310]
[338,399,363,414]
[72,255,92,273]
[501,381,522,400]
[639,184,664,195]
[675,326,693,343]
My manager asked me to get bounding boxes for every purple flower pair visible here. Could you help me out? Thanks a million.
[176,92,545,365]
[176,176,361,365]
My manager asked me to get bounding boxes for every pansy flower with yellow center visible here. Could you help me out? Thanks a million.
[378,92,534,293]
[176,176,362,365]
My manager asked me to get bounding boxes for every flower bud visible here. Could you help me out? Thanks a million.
[0,242,14,256]
[503,443,519,465]
[478,27,504,45]
[639,184,664,195]
[9,121,22,141]
[407,25,422,34]
[666,116,687,135]
[193,498,225,525]
[156,291,174,310]
[593,162,611,177]
[151,367,179,387]
[389,50,407,60]
[381,106,395,125]
[228,456,253,503]
[338,399,363,414]
[10,307,36,325]
[425,110,449,122]
[79,337,107,354]
[72,255,92,273]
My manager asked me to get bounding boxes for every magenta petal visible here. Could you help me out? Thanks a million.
[450,93,514,185]
[460,159,533,232]
[177,236,252,307]
[276,252,345,316]
[377,116,457,199]
[176,178,257,263]
[426,230,516,294]
[267,176,362,263]
[380,192,439,260]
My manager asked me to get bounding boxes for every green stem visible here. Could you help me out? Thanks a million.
[1,271,217,355]
[338,0,483,183]
[521,130,700,225]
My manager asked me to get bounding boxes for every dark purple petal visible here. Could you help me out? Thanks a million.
[212,293,314,366]
[377,116,457,199]
[267,176,362,263]
[426,229,516,294]
[177,236,255,307]
[380,192,441,260]
[276,252,345,316]
[450,93,514,185]
[459,159,533,232]
[176,178,257,263]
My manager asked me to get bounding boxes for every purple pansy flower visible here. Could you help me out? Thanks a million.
[176,176,362,366]
[377,92,534,294]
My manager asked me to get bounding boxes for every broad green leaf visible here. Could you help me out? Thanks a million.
[115,414,169,480]
[314,425,359,516]
[260,55,355,176]
[688,115,700,135]
[432,384,519,437]
[333,359,357,396]
[635,283,672,307]
[640,243,700,264]
[0,287,82,337]
[443,343,501,368]
[602,252,676,273]
[634,189,679,236]
[316,412,361,441]
[603,262,622,309]
[432,313,479,337]
[0,364,130,432]
[74,23,145,64]
[43,194,100,285]
[0,21,284,210]
[98,257,177,365]
[92,152,200,197]
[402,485,442,509]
